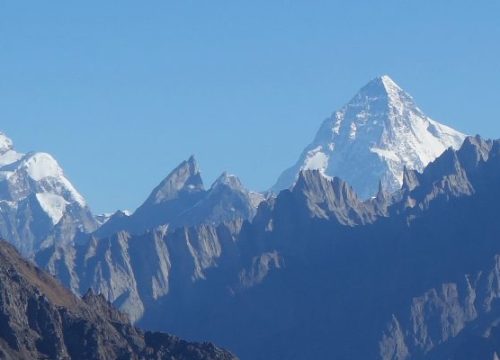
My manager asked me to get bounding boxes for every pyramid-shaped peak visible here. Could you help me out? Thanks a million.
[164,155,201,181]
[145,156,204,205]
[379,74,400,88]
[359,75,407,99]
[272,76,466,199]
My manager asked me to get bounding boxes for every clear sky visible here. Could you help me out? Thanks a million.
[1,1,500,214]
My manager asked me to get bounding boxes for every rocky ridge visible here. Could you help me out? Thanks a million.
[0,239,237,360]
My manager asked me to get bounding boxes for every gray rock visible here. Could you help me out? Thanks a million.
[0,240,238,360]
[97,157,261,238]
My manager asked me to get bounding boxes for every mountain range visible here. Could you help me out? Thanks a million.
[36,134,500,360]
[3,76,500,359]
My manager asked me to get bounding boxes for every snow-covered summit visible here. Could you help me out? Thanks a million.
[0,131,95,254]
[272,75,466,198]
[0,133,23,167]
[0,149,86,209]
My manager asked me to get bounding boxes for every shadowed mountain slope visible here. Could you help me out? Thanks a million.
[0,240,237,360]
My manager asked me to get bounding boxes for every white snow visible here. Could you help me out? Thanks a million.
[303,146,329,171]
[19,152,87,206]
[22,153,63,181]
[0,133,14,154]
[0,150,23,167]
[349,122,357,139]
[36,192,69,225]
[0,132,87,208]
[273,75,466,197]
[332,114,342,135]
[0,134,24,168]
[59,176,87,206]
[370,148,399,162]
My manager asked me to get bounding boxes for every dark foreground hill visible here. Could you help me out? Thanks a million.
[0,240,237,360]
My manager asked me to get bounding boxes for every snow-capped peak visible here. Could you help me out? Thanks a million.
[272,75,466,198]
[0,132,14,154]
[379,74,402,93]
[0,133,23,167]
[0,131,92,241]
[6,152,87,207]
[21,152,64,181]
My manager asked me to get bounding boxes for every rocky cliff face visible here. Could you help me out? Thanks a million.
[37,220,243,323]
[96,156,261,238]
[33,137,500,360]
[34,155,261,324]
[380,255,500,360]
[0,240,237,360]
[29,135,500,360]
[124,135,500,360]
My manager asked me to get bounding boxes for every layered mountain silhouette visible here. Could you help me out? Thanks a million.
[2,76,499,360]
[35,135,500,359]
[0,240,237,359]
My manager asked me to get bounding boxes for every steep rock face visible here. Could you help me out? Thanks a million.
[128,135,500,360]
[0,132,96,256]
[375,138,500,360]
[273,76,465,198]
[36,158,255,325]
[97,157,260,238]
[0,240,237,360]
[32,135,500,360]
[380,255,500,360]
[389,135,492,215]
[37,221,242,324]
[183,172,260,227]
[291,170,374,225]
[96,156,205,237]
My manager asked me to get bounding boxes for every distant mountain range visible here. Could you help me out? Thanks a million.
[36,134,500,360]
[95,155,264,239]
[4,76,500,359]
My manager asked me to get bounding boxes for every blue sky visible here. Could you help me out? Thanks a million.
[1,1,500,213]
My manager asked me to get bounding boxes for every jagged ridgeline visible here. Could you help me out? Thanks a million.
[4,76,500,360]
[36,136,500,360]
